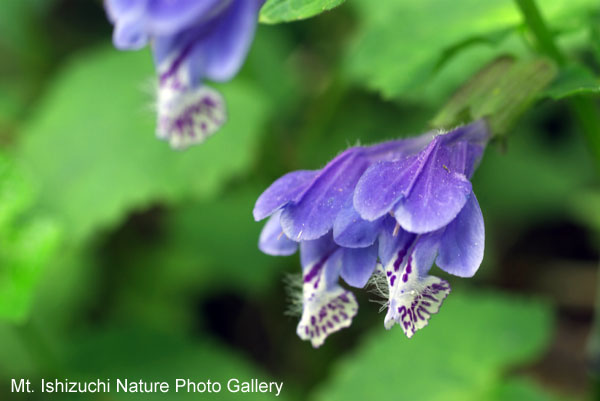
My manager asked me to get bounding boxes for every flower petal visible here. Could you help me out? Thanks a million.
[353,157,420,222]
[156,84,226,149]
[297,246,358,348]
[296,284,357,348]
[440,120,490,178]
[377,216,415,267]
[113,17,149,50]
[363,132,436,162]
[380,233,450,338]
[186,0,264,83]
[105,0,147,23]
[355,122,488,232]
[153,0,263,85]
[340,244,378,288]
[333,201,383,248]
[258,212,298,256]
[385,275,450,338]
[436,193,484,277]
[145,0,226,35]
[392,138,472,233]
[281,149,370,241]
[352,131,440,222]
[254,170,318,221]
[108,1,148,50]
[441,120,489,145]
[299,233,337,270]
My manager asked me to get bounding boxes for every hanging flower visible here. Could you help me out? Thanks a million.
[105,0,265,149]
[254,120,490,346]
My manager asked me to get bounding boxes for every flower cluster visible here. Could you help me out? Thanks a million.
[254,121,490,347]
[105,0,265,149]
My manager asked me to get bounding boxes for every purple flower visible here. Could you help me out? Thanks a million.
[254,121,490,346]
[105,0,265,149]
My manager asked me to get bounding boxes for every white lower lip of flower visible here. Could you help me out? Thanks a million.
[155,50,226,150]
[296,285,357,348]
[297,258,358,348]
[381,241,451,338]
[156,85,226,150]
[384,275,450,337]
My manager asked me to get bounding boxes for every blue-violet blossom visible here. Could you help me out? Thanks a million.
[105,0,265,149]
[254,121,490,347]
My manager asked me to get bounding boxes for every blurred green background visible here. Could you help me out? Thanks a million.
[0,0,599,400]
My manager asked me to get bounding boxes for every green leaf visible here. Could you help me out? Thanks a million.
[569,190,600,232]
[313,292,553,401]
[259,0,345,24]
[0,80,30,129]
[0,218,61,323]
[591,21,600,65]
[432,56,557,134]
[0,0,53,68]
[492,378,566,401]
[16,45,270,244]
[0,154,61,323]
[432,29,514,74]
[0,154,34,229]
[239,26,300,111]
[157,187,286,292]
[62,327,291,400]
[541,64,600,100]
[474,122,596,226]
[346,0,599,100]
[96,187,290,330]
[0,323,40,377]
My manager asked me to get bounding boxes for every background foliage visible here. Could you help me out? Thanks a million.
[0,0,599,400]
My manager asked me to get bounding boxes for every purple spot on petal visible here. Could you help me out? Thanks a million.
[159,41,194,84]
[304,252,334,284]
[422,294,437,301]
[393,248,407,272]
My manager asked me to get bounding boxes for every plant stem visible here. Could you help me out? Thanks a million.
[513,0,564,65]
[515,2,600,397]
[16,319,64,378]
[568,97,600,165]
[514,0,600,172]
[590,263,600,400]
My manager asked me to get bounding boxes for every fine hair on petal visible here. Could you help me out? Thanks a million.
[283,272,303,317]
[139,77,159,113]
[367,270,389,313]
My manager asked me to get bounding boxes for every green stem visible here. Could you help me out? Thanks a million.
[16,319,64,377]
[568,97,600,166]
[513,0,565,65]
[515,2,600,396]
[591,263,600,399]
[514,0,600,172]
